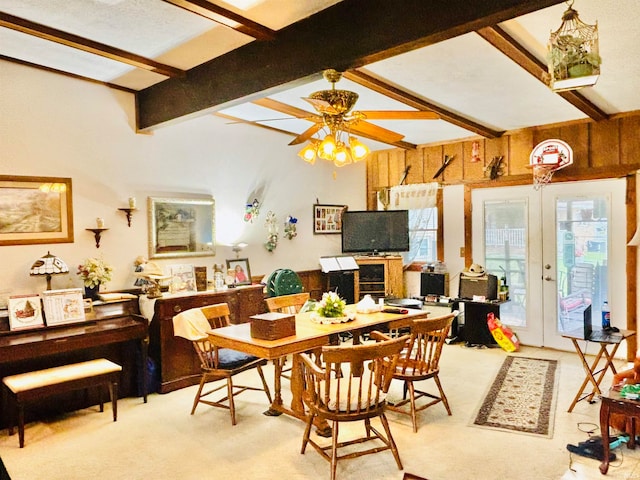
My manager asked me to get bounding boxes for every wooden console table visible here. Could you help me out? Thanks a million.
[143,285,266,393]
[0,299,147,428]
[599,389,640,474]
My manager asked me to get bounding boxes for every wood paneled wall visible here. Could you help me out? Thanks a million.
[367,113,640,207]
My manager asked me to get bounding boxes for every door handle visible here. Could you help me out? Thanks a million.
[544,276,554,281]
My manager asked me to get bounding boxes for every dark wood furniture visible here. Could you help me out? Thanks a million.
[146,285,266,393]
[600,389,640,474]
[562,329,636,412]
[0,299,148,428]
[453,299,505,347]
[3,358,122,448]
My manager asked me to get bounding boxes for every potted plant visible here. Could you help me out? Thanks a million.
[549,34,601,81]
[77,257,113,299]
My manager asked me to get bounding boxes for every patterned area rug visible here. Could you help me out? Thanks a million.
[472,356,559,437]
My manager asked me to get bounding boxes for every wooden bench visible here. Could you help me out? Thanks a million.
[2,358,122,448]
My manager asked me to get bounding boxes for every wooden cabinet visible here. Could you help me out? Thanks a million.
[354,256,404,300]
[147,285,266,393]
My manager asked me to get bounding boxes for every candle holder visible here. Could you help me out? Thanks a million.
[118,208,137,227]
[86,228,108,248]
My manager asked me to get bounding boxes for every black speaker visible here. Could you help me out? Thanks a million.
[420,272,449,297]
[458,274,498,300]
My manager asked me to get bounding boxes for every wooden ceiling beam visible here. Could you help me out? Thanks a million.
[476,25,608,121]
[0,12,184,78]
[344,69,504,139]
[137,0,566,130]
[161,0,276,40]
[0,54,136,93]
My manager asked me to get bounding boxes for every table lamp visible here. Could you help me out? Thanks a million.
[30,251,69,290]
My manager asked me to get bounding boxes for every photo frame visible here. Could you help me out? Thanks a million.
[168,264,197,294]
[41,288,86,326]
[0,175,74,246]
[148,196,215,259]
[8,295,45,331]
[313,204,346,234]
[226,258,252,286]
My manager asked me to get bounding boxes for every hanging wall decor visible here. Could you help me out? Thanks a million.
[244,198,260,223]
[284,216,298,240]
[264,211,278,252]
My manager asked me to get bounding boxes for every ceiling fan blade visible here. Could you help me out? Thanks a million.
[252,98,320,121]
[349,120,405,144]
[288,123,323,146]
[358,110,440,120]
[302,97,339,115]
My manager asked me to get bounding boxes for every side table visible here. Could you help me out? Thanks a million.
[562,329,635,412]
[599,389,640,474]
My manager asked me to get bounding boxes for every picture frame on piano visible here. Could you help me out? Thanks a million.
[8,294,45,331]
[41,288,86,326]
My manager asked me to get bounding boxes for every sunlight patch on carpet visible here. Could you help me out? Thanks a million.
[471,356,559,438]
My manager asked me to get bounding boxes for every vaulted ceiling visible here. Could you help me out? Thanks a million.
[2,0,639,152]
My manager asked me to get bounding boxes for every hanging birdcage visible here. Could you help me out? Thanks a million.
[547,1,600,92]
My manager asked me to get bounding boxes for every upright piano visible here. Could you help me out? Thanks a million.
[0,298,148,428]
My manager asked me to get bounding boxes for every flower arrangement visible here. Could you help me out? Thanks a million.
[77,257,113,288]
[315,291,347,318]
[284,215,298,240]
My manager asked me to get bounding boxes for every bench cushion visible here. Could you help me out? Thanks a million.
[3,359,122,394]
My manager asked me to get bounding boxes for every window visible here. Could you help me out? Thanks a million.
[408,207,438,262]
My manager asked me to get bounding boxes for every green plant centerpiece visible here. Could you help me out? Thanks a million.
[311,291,354,324]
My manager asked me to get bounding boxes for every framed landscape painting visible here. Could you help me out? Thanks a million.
[0,175,74,246]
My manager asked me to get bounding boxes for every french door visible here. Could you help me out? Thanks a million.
[471,179,626,350]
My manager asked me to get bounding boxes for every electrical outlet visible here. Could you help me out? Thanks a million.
[459,247,465,257]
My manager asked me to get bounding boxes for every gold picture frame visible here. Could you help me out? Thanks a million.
[0,175,74,246]
[148,196,215,259]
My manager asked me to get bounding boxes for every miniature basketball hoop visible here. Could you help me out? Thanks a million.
[528,139,573,189]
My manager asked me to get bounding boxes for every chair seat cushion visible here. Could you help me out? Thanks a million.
[217,349,259,369]
[321,373,386,412]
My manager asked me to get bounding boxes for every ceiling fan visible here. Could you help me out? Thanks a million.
[249,69,441,153]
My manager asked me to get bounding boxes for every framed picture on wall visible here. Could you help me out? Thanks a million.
[313,204,346,234]
[0,175,74,246]
[226,258,252,285]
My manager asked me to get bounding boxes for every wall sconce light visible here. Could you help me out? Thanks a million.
[232,242,248,258]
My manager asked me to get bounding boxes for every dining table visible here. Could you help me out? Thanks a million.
[206,305,430,435]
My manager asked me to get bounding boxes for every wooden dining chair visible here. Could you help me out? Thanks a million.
[383,312,457,432]
[298,332,408,480]
[265,292,311,379]
[172,303,272,425]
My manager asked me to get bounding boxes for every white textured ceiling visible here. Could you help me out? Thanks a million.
[1,0,638,149]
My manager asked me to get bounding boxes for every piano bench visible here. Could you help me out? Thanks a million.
[2,358,122,448]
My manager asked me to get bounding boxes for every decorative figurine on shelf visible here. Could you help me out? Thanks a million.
[244,198,260,223]
[284,215,298,240]
[264,210,278,252]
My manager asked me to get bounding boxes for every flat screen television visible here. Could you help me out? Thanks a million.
[341,210,409,254]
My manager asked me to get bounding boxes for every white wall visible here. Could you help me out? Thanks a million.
[0,62,366,296]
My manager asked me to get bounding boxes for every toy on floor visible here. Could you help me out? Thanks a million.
[609,352,640,433]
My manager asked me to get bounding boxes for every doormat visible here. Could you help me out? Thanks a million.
[472,356,559,437]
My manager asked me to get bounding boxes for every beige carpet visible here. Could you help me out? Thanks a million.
[2,345,640,480]
[472,356,558,437]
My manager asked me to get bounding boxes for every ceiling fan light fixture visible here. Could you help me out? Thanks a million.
[349,136,370,161]
[333,142,352,167]
[298,141,318,164]
[318,134,337,160]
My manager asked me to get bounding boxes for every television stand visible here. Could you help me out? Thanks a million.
[353,256,403,301]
